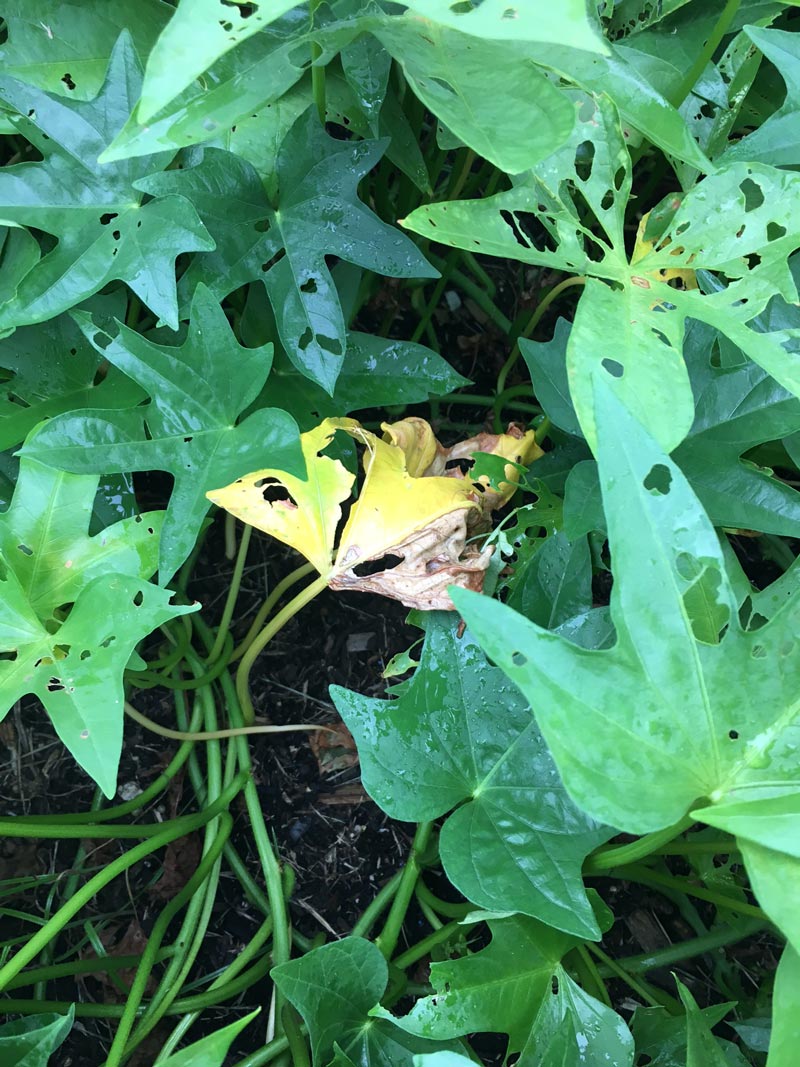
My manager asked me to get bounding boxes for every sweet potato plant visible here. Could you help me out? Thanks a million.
[0,0,799,1063]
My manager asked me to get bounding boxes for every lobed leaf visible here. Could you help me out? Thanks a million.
[332,614,612,938]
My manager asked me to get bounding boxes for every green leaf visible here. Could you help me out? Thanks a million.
[380,914,586,1059]
[374,17,577,173]
[139,112,436,393]
[267,332,469,429]
[0,33,214,330]
[736,840,800,954]
[272,937,452,1067]
[0,295,145,453]
[631,1001,734,1067]
[157,1010,258,1067]
[523,969,634,1067]
[0,0,170,99]
[534,312,800,537]
[100,12,360,164]
[0,459,191,795]
[20,285,303,581]
[404,96,800,452]
[769,946,800,1067]
[341,33,392,135]
[331,614,611,939]
[0,1008,74,1066]
[677,979,731,1067]
[452,382,800,842]
[0,458,164,619]
[505,530,593,629]
[723,26,800,166]
[400,0,607,51]
[137,0,299,121]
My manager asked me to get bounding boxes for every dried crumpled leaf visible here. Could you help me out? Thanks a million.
[207,416,541,610]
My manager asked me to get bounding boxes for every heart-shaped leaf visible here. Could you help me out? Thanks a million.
[332,613,612,938]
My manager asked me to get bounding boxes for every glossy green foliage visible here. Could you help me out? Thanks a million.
[0,459,191,794]
[332,614,612,939]
[0,1008,74,1066]
[21,285,303,580]
[0,35,214,330]
[2,1,800,1063]
[273,938,456,1066]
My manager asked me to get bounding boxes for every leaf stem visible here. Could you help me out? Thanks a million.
[586,943,680,1011]
[495,275,586,397]
[584,816,695,873]
[375,822,434,959]
[231,562,316,663]
[123,700,335,742]
[613,864,768,921]
[235,572,331,724]
[207,522,252,662]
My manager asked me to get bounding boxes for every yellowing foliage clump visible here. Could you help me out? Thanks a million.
[207,417,540,610]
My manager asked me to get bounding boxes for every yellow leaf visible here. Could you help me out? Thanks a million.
[334,426,479,573]
[206,418,358,575]
[447,424,542,512]
[381,416,446,476]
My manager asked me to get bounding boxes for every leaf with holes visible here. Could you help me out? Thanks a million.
[373,16,577,174]
[138,111,436,393]
[0,457,164,619]
[375,913,632,1067]
[0,33,213,331]
[528,311,800,538]
[207,417,492,610]
[20,284,303,581]
[399,0,607,51]
[266,332,469,430]
[452,381,800,949]
[0,568,193,796]
[136,0,300,121]
[0,294,145,453]
[272,937,458,1067]
[331,613,613,938]
[402,94,800,452]
[0,0,170,100]
[0,457,190,795]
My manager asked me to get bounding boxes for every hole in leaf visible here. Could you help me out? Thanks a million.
[256,478,297,507]
[575,140,595,182]
[613,166,626,190]
[767,221,787,241]
[101,636,116,648]
[643,464,672,495]
[449,1,473,12]
[183,436,193,443]
[99,212,118,226]
[0,651,18,662]
[511,650,527,667]
[352,554,403,577]
[744,252,761,270]
[445,457,474,475]
[739,177,764,211]
[300,276,318,294]
[318,335,343,355]
[551,975,559,995]
[17,544,33,556]
[601,357,624,378]
[112,229,121,241]
[80,650,91,660]
[132,590,144,607]
[728,730,739,740]
[47,677,65,692]
[599,188,614,211]
[298,328,313,350]
[61,72,76,90]
[675,552,703,581]
[751,644,766,659]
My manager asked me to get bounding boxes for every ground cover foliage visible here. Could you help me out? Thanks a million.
[0,0,799,1063]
